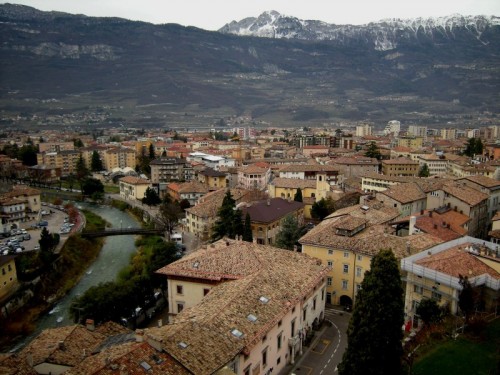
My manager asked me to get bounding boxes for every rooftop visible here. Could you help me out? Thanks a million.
[119,176,150,185]
[240,198,304,224]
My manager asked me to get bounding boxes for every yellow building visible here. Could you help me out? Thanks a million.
[0,255,19,301]
[154,238,330,374]
[300,202,440,307]
[381,157,419,177]
[37,150,81,176]
[119,176,151,201]
[103,147,136,171]
[80,146,107,171]
[196,168,227,191]
[401,237,500,328]
[397,136,423,149]
[0,185,41,216]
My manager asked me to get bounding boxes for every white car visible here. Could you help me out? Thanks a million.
[34,245,40,250]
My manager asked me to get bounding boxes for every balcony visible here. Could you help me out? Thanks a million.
[288,335,300,348]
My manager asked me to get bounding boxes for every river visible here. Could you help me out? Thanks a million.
[12,203,140,351]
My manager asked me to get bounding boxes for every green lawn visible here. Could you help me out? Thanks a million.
[413,319,500,375]
[104,184,120,194]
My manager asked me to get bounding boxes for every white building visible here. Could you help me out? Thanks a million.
[384,120,401,136]
[355,124,373,137]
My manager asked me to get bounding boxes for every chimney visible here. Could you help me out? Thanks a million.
[86,318,95,331]
[135,329,144,343]
[409,216,416,236]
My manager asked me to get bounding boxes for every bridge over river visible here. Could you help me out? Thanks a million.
[81,228,165,238]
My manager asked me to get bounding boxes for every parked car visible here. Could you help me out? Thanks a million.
[38,221,48,227]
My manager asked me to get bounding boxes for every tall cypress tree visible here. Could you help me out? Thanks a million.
[243,212,253,242]
[212,190,236,241]
[338,249,404,375]
[294,188,303,202]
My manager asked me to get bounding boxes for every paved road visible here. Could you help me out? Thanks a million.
[288,306,351,375]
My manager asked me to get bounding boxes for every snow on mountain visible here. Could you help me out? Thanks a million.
[219,12,500,51]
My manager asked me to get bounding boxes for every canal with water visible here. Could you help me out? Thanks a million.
[12,203,140,351]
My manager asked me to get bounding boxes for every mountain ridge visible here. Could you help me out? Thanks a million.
[0,4,499,128]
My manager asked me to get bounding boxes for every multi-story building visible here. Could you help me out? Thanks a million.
[375,182,427,219]
[240,198,305,245]
[0,197,26,227]
[417,154,448,176]
[0,185,41,218]
[300,201,440,307]
[383,120,401,136]
[279,164,342,187]
[166,181,208,206]
[0,255,19,301]
[361,173,409,193]
[440,128,457,140]
[426,181,489,239]
[197,167,227,191]
[119,176,151,201]
[237,164,272,191]
[457,175,500,222]
[0,154,24,179]
[150,158,191,184]
[381,157,419,177]
[79,146,107,171]
[154,238,330,374]
[332,157,379,178]
[28,165,61,184]
[38,141,75,153]
[185,188,251,240]
[397,136,423,149]
[355,124,373,137]
[407,125,427,140]
[401,237,500,328]
[37,150,81,176]
[103,147,136,171]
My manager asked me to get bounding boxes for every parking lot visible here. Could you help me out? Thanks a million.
[1,204,76,255]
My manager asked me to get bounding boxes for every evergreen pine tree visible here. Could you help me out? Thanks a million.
[418,163,430,177]
[212,191,236,241]
[338,249,404,375]
[364,141,381,160]
[233,209,244,238]
[274,215,303,250]
[91,150,104,171]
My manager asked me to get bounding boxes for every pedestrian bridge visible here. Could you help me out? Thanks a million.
[81,228,165,238]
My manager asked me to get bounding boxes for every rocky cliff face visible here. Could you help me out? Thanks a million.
[220,11,500,51]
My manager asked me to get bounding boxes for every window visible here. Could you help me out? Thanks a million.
[327,277,332,286]
[244,365,251,375]
[177,303,184,313]
[277,332,283,350]
[343,251,349,258]
[278,320,282,327]
[414,285,423,294]
[357,254,362,261]
[327,260,333,267]
[356,284,362,292]
[176,285,183,294]
[343,264,349,274]
[291,318,296,337]
[8,265,11,271]
[432,291,442,301]
[328,249,333,255]
[313,297,317,310]
[321,288,325,301]
[342,280,348,290]
[203,288,210,296]
[303,306,307,321]
[356,267,362,278]
[262,347,268,368]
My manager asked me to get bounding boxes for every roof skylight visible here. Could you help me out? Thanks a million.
[247,314,258,322]
[259,296,270,304]
[231,329,244,338]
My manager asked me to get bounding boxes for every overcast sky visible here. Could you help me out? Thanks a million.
[3,0,499,30]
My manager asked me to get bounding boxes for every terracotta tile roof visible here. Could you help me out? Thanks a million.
[238,164,269,174]
[442,182,488,206]
[300,215,441,258]
[119,176,150,185]
[415,245,500,279]
[167,182,180,193]
[331,156,379,165]
[67,341,189,375]
[382,157,419,165]
[0,354,38,375]
[176,181,208,194]
[199,167,226,177]
[150,239,330,375]
[279,164,340,173]
[1,185,41,197]
[326,201,400,225]
[186,188,250,218]
[270,177,316,189]
[240,198,304,224]
[377,182,426,204]
[463,175,500,189]
[19,325,107,368]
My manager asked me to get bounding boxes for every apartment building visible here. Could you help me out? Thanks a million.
[150,158,191,184]
[300,201,441,307]
[237,164,272,191]
[0,255,19,301]
[119,176,151,201]
[397,137,423,149]
[103,147,136,171]
[197,167,227,191]
[240,198,305,245]
[401,237,500,328]
[331,157,379,178]
[0,185,41,217]
[279,164,342,187]
[381,157,419,177]
[375,182,427,219]
[361,173,409,193]
[37,150,81,176]
[417,154,448,176]
[38,141,75,153]
[154,238,330,374]
[166,181,208,206]
[457,175,500,222]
